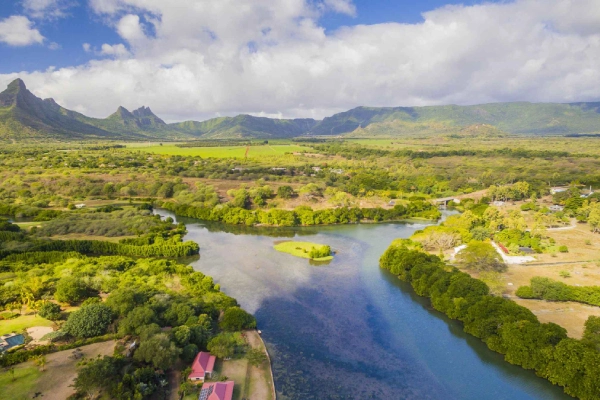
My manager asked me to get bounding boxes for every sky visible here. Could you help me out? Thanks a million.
[0,0,599,122]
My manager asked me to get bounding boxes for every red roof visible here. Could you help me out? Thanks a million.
[188,352,216,380]
[200,381,234,400]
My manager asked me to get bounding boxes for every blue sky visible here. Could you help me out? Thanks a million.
[0,0,597,122]
[0,0,498,74]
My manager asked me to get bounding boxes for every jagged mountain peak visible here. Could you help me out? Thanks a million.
[132,106,166,125]
[132,106,153,116]
[9,78,26,89]
[110,106,135,119]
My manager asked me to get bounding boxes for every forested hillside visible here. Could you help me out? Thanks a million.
[2,78,600,141]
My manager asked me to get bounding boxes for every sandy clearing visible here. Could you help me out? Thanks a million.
[26,326,54,345]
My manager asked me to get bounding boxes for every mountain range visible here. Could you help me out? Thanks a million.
[1,78,600,141]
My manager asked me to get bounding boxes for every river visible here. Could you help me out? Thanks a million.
[156,209,570,400]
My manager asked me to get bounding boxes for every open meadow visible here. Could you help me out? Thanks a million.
[127,143,310,158]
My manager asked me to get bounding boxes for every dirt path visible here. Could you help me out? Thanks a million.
[32,340,116,399]
[547,219,577,231]
[244,330,276,400]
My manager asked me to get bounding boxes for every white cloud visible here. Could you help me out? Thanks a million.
[116,14,146,43]
[100,43,130,57]
[23,0,74,20]
[82,42,91,52]
[0,16,44,46]
[323,0,356,17]
[2,0,600,122]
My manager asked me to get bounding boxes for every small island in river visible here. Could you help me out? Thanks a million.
[274,241,334,261]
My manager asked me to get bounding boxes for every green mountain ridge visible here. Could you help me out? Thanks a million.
[2,78,600,141]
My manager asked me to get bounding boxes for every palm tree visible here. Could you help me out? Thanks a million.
[34,355,47,372]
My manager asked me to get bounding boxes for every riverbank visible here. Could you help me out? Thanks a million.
[160,201,441,228]
[380,244,599,400]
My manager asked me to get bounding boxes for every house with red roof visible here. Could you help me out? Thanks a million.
[188,352,216,382]
[199,381,234,400]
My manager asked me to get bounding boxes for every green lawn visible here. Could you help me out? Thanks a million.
[0,314,54,336]
[0,366,41,400]
[128,144,309,158]
[274,241,333,261]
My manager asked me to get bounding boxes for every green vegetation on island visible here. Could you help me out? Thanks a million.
[274,241,333,261]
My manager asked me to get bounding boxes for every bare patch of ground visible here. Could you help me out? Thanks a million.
[32,340,116,399]
[26,326,54,345]
[2,340,116,400]
[512,299,600,338]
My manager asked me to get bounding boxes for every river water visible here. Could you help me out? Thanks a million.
[156,209,570,400]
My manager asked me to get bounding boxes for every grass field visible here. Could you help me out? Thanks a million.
[274,241,333,261]
[0,314,54,336]
[127,144,310,158]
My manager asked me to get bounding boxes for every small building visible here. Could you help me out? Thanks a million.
[311,166,322,172]
[199,381,234,400]
[0,333,25,352]
[491,201,505,207]
[75,204,86,209]
[550,187,569,194]
[549,205,564,212]
[188,352,216,382]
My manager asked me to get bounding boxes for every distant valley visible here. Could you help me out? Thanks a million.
[1,78,600,141]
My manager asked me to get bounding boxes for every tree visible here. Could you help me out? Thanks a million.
[105,287,149,317]
[164,302,195,327]
[220,307,256,332]
[456,241,507,272]
[38,302,62,321]
[33,355,47,372]
[583,316,600,351]
[277,185,295,199]
[182,343,199,363]
[134,334,181,370]
[246,348,267,367]
[54,277,89,305]
[207,333,238,359]
[118,306,156,335]
[63,303,113,338]
[74,356,119,399]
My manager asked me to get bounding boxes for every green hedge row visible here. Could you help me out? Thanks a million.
[516,277,600,307]
[162,201,441,227]
[0,239,199,260]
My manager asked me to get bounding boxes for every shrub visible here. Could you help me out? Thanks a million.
[38,302,62,321]
[308,245,332,259]
[40,330,68,343]
[182,344,199,363]
[63,303,113,338]
[515,286,536,299]
[559,270,571,278]
[54,277,91,305]
[456,241,507,272]
[220,307,256,332]
[558,245,569,253]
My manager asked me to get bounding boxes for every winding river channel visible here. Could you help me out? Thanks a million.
[156,209,570,400]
